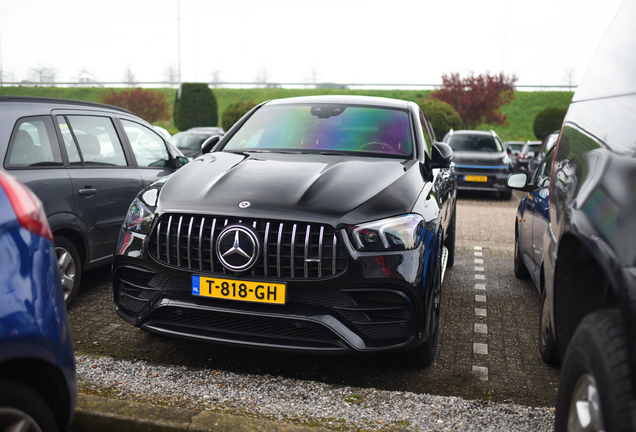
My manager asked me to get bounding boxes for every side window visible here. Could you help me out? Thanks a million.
[419,111,433,153]
[57,115,128,167]
[4,116,63,168]
[121,120,170,167]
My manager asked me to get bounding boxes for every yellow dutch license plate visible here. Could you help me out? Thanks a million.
[464,175,488,182]
[192,275,286,305]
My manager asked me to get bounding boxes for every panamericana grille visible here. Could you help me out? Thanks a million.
[149,214,348,279]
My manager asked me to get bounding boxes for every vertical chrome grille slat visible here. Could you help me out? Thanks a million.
[277,223,284,278]
[291,224,297,278]
[187,217,194,269]
[151,214,346,278]
[304,225,311,278]
[176,216,183,266]
[318,226,324,278]
[333,233,337,274]
[198,217,205,271]
[210,218,217,271]
[264,222,270,277]
[166,216,173,265]
[156,220,161,260]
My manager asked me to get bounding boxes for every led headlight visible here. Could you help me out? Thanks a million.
[348,214,425,251]
[123,197,155,234]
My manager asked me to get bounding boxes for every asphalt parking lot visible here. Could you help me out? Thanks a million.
[67,190,560,413]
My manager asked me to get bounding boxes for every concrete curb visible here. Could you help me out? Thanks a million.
[71,394,331,432]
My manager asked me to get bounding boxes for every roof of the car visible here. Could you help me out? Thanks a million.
[450,130,496,136]
[265,95,410,109]
[0,95,134,115]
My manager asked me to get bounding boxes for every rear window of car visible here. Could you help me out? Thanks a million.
[222,104,413,157]
[170,133,214,150]
[447,135,503,152]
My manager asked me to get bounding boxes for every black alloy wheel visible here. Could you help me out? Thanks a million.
[538,287,559,365]
[405,249,442,367]
[555,310,634,432]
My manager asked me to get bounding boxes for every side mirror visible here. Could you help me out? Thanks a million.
[201,135,221,155]
[176,156,189,168]
[430,142,453,169]
[507,172,533,191]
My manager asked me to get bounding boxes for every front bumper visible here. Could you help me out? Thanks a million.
[113,225,437,354]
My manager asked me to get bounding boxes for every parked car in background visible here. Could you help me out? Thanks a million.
[506,146,557,364]
[0,96,189,306]
[153,125,172,141]
[536,1,636,429]
[114,95,457,367]
[504,140,525,169]
[515,140,542,173]
[443,129,513,199]
[0,171,77,432]
[169,126,225,159]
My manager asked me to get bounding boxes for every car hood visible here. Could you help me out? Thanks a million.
[452,151,508,167]
[155,152,424,227]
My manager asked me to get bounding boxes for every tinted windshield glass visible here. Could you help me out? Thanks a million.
[170,133,213,150]
[222,104,413,157]
[448,135,503,152]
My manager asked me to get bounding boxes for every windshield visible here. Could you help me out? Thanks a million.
[170,133,214,150]
[222,104,413,157]
[447,135,503,152]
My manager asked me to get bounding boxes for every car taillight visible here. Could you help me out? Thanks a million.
[0,171,54,242]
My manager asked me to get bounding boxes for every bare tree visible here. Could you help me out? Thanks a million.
[563,67,576,91]
[124,66,137,87]
[163,64,178,85]
[210,70,221,88]
[254,67,270,85]
[304,66,320,85]
[30,66,56,84]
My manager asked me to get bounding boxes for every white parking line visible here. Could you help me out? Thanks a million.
[473,343,489,355]
[473,246,489,380]
[474,323,488,334]
[472,366,489,381]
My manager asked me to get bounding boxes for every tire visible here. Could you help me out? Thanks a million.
[444,208,456,268]
[538,288,559,365]
[0,379,60,432]
[555,310,635,432]
[405,252,441,367]
[55,236,82,308]
[500,189,512,200]
[513,227,530,279]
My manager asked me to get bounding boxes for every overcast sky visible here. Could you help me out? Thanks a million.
[0,0,625,88]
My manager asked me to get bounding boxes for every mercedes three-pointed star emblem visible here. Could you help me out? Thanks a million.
[216,225,260,272]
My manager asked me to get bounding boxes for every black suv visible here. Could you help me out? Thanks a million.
[0,96,188,306]
[537,1,636,429]
[113,95,457,366]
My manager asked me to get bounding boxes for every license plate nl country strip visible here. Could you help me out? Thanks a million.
[192,275,286,305]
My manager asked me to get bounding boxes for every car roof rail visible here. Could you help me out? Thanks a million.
[489,130,497,138]
[0,95,135,115]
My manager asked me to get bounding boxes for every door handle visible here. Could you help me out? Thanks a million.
[79,188,97,195]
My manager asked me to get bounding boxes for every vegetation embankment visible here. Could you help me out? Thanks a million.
[0,86,573,141]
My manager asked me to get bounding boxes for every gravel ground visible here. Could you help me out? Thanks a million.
[76,354,555,431]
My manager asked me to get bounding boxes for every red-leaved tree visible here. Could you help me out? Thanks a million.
[430,72,518,129]
[101,88,169,124]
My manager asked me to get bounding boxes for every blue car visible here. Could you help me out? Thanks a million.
[506,146,557,362]
[0,171,77,431]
